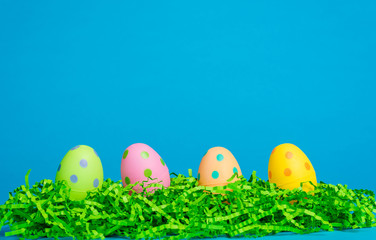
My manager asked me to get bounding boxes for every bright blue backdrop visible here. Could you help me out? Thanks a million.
[1,0,375,210]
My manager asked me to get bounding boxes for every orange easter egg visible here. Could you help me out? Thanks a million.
[198,147,242,187]
[268,143,317,192]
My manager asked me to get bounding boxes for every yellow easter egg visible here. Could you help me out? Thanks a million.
[198,147,242,187]
[268,143,317,192]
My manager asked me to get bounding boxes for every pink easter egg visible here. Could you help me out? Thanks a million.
[121,143,170,193]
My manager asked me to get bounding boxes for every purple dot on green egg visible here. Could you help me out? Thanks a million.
[80,159,88,168]
[71,145,80,151]
[57,164,61,171]
[70,175,78,183]
[93,178,99,188]
[93,149,99,157]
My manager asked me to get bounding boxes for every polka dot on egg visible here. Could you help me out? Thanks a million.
[305,162,310,170]
[271,148,276,155]
[284,168,292,176]
[141,151,149,159]
[125,177,130,185]
[57,164,61,171]
[233,167,238,174]
[71,145,80,151]
[144,169,152,178]
[70,174,78,183]
[80,159,88,168]
[93,149,99,157]
[268,171,272,179]
[93,178,99,188]
[198,173,201,180]
[160,158,165,166]
[216,154,224,161]
[285,151,293,159]
[123,150,129,160]
[212,171,219,179]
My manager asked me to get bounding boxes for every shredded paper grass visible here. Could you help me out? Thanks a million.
[0,169,375,239]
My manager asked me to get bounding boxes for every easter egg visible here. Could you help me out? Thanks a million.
[268,143,317,192]
[55,145,104,200]
[198,147,242,187]
[121,143,170,193]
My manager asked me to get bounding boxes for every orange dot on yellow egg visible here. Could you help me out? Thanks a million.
[284,168,292,176]
[268,171,272,179]
[285,151,293,159]
[305,162,310,170]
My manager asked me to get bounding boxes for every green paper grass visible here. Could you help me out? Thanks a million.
[0,169,375,239]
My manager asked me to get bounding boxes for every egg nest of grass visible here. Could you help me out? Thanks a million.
[1,170,376,240]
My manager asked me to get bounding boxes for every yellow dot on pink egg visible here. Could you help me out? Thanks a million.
[285,151,293,159]
[284,168,292,176]
[305,162,310,170]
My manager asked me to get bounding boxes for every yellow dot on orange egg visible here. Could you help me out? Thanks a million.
[284,168,292,176]
[305,162,310,170]
[268,171,272,179]
[285,151,293,159]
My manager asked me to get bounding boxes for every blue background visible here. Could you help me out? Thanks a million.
[0,2,375,238]
[1,0,376,199]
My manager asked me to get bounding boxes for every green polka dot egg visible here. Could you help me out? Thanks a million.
[121,143,170,193]
[55,145,104,200]
[198,147,242,187]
